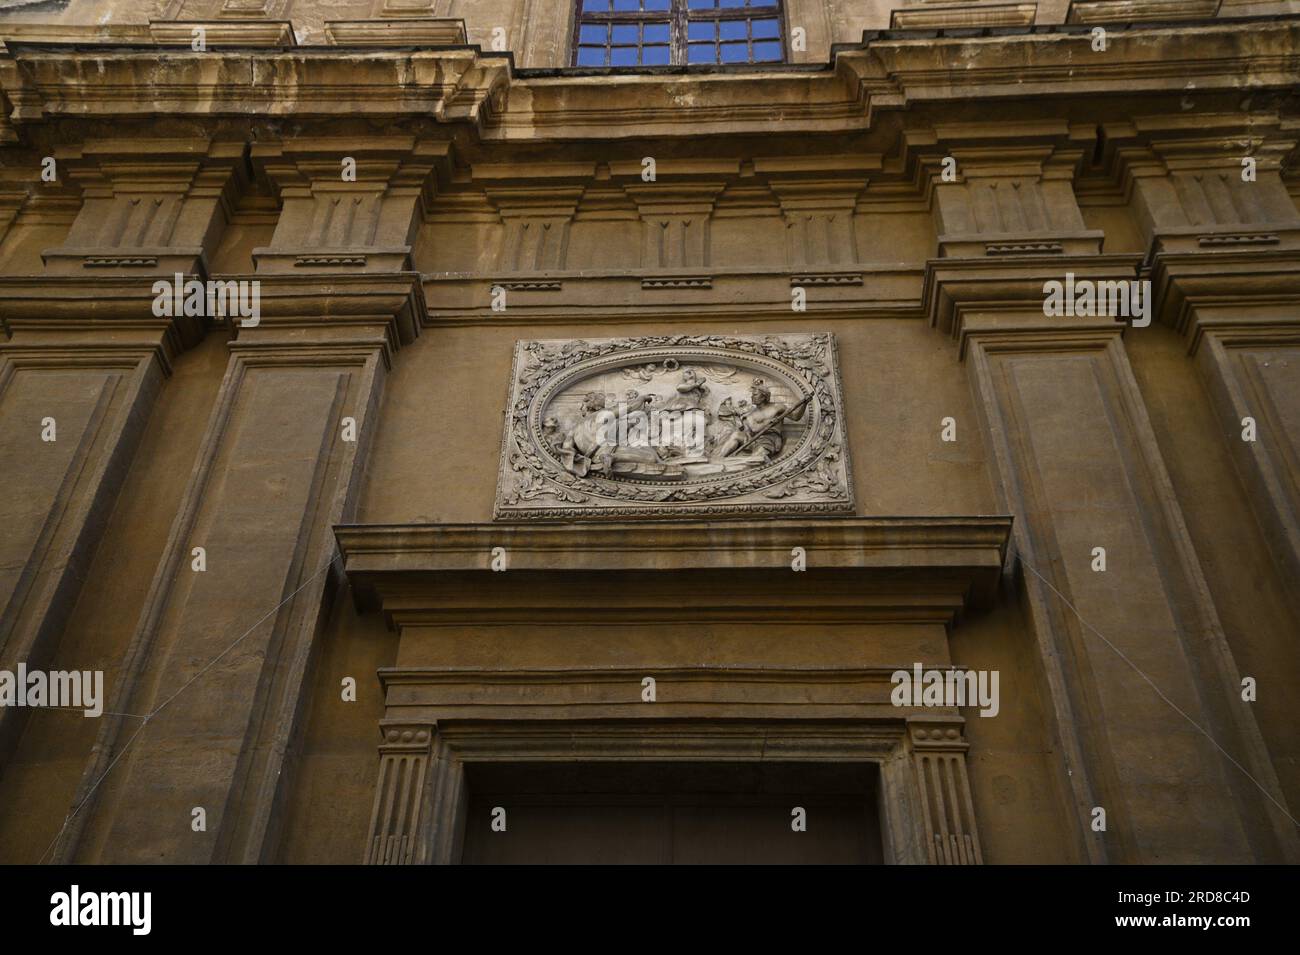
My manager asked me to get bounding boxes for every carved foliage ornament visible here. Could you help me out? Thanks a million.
[495,334,854,519]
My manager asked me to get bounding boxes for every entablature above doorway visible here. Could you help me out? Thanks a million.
[335,515,1013,629]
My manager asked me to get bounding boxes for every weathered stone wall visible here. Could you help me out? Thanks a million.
[0,3,1296,863]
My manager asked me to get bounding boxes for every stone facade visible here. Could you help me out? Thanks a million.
[0,0,1296,864]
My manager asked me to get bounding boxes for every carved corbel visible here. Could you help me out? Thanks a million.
[767,177,867,269]
[484,185,582,272]
[917,139,1101,258]
[622,182,726,270]
[36,138,247,276]
[1113,123,1300,251]
[251,138,450,273]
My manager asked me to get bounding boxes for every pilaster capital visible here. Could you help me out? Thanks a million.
[907,716,970,753]
[0,274,204,373]
[1147,233,1300,350]
[923,253,1144,358]
[221,271,426,367]
[377,721,436,757]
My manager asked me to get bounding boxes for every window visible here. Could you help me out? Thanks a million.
[572,0,784,67]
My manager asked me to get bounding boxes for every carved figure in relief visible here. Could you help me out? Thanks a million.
[552,366,808,480]
[661,367,710,412]
[621,389,658,415]
[712,378,809,462]
[558,391,662,477]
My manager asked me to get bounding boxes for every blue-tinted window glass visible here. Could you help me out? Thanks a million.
[688,42,716,63]
[575,0,784,67]
[720,42,748,63]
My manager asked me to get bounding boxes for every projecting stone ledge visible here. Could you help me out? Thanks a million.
[334,517,1013,626]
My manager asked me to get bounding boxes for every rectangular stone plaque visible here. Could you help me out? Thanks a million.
[494,333,854,520]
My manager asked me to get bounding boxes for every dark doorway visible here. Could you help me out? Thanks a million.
[461,761,882,864]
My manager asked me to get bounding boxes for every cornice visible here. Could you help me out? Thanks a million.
[837,19,1300,110]
[0,42,512,129]
[428,720,917,761]
[336,517,1012,564]
[334,516,1013,625]
[379,665,925,687]
[375,665,962,722]
[0,20,1293,145]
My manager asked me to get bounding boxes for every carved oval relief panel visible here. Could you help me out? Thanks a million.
[495,334,854,519]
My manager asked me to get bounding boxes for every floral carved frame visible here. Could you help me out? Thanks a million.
[493,333,855,520]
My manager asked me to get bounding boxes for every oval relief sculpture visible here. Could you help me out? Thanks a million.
[496,333,854,519]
